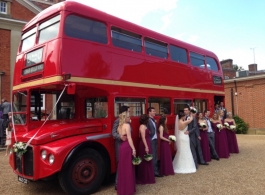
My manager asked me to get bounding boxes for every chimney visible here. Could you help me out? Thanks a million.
[248,64,257,71]
[220,59,233,70]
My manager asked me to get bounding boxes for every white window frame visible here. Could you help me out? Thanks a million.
[0,1,7,14]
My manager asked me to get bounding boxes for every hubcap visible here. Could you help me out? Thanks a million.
[72,158,98,188]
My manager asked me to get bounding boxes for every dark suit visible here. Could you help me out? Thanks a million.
[204,117,219,159]
[220,107,227,119]
[147,117,159,175]
[187,116,198,168]
[194,117,206,164]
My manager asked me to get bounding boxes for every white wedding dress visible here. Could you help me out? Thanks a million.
[173,119,196,174]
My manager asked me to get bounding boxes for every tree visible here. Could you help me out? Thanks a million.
[233,65,244,71]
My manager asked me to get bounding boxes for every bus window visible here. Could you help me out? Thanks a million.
[174,99,192,114]
[64,15,107,44]
[38,15,60,44]
[148,97,170,115]
[206,57,219,71]
[13,91,27,124]
[111,27,142,52]
[85,97,108,118]
[193,99,207,113]
[144,38,168,59]
[114,97,145,117]
[190,52,205,68]
[170,45,188,64]
[21,27,37,52]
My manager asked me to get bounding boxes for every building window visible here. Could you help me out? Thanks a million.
[0,1,7,14]
[114,97,145,117]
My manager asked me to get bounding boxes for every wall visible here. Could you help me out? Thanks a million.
[224,75,265,134]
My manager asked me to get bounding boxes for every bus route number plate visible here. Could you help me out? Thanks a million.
[18,176,28,184]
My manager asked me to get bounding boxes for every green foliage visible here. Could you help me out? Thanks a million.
[95,107,107,118]
[233,65,244,71]
[233,115,249,134]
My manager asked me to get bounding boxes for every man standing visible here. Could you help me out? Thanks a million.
[1,98,11,120]
[204,110,219,160]
[219,102,227,119]
[147,107,162,177]
[183,106,198,168]
[112,106,130,190]
[190,108,209,166]
[214,103,220,113]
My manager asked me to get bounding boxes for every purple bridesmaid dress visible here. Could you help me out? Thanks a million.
[211,122,230,158]
[225,121,239,153]
[136,128,155,184]
[160,131,174,176]
[198,123,211,162]
[117,138,136,195]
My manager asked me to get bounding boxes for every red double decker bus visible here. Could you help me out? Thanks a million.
[9,1,224,194]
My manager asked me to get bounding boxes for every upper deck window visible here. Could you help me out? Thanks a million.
[21,27,37,52]
[170,45,188,64]
[144,38,168,59]
[38,15,60,44]
[64,15,107,44]
[0,1,6,14]
[111,27,142,52]
[206,57,219,71]
[190,52,205,68]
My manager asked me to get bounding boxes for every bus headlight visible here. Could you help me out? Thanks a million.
[49,154,55,164]
[41,150,47,160]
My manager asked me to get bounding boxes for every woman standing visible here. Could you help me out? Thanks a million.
[211,113,230,158]
[197,112,211,162]
[117,111,136,195]
[224,112,239,153]
[136,114,155,184]
[159,116,174,176]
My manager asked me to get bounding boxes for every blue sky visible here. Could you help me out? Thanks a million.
[67,0,265,70]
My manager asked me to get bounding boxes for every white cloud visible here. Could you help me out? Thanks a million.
[67,0,178,25]
[161,12,173,31]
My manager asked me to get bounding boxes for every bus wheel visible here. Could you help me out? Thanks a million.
[59,148,105,195]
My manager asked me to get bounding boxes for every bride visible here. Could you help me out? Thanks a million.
[173,111,196,173]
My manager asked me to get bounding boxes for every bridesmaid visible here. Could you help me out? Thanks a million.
[224,112,239,153]
[117,111,136,195]
[158,116,174,176]
[136,114,155,184]
[211,113,230,158]
[197,112,211,162]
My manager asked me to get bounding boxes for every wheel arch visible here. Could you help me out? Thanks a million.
[61,141,111,177]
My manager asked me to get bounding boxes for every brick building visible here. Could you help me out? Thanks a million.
[224,72,265,134]
[0,0,63,101]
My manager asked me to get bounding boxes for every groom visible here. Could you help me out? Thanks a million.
[183,105,198,168]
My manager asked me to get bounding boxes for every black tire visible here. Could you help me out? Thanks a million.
[59,148,106,195]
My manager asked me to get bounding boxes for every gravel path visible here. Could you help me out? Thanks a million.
[0,135,265,195]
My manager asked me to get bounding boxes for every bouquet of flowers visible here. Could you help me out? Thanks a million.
[199,122,207,128]
[190,107,197,113]
[230,125,236,130]
[13,142,27,158]
[132,156,142,165]
[144,154,153,161]
[224,122,229,128]
[169,135,176,142]
[216,124,222,132]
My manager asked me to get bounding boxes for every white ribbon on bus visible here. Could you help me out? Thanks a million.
[11,84,68,149]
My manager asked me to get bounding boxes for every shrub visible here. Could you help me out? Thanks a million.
[233,115,249,134]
